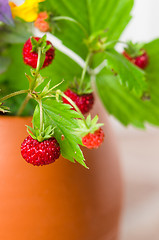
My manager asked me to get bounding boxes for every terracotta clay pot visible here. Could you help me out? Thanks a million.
[0,98,122,240]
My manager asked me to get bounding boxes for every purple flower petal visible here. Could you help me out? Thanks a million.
[0,0,14,25]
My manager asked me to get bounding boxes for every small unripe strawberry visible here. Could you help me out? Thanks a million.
[21,135,60,166]
[23,37,55,68]
[63,89,94,114]
[34,11,50,32]
[82,128,104,149]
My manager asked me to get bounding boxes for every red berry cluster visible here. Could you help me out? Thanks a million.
[21,37,104,167]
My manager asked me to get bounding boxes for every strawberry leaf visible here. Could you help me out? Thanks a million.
[96,42,159,128]
[41,0,134,59]
[104,49,147,96]
[33,98,87,168]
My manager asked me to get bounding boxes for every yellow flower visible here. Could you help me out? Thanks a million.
[9,0,45,22]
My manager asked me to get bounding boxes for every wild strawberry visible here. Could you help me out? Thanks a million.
[123,41,149,69]
[134,51,149,69]
[34,11,50,32]
[123,50,148,69]
[23,37,55,68]
[82,128,104,149]
[63,89,94,114]
[21,135,60,166]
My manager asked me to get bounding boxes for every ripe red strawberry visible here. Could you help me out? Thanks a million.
[122,41,149,69]
[21,135,60,166]
[63,89,94,114]
[34,11,50,32]
[134,51,149,69]
[23,37,55,68]
[82,128,104,149]
[123,50,148,69]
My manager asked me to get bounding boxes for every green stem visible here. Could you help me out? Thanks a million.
[0,90,28,102]
[30,47,43,91]
[36,47,42,73]
[17,94,31,116]
[39,99,43,134]
[79,52,92,92]
[58,90,88,129]
[17,48,44,116]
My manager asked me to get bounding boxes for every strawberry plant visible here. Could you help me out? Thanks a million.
[0,0,159,167]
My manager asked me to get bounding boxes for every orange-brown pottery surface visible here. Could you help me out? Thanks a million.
[0,98,122,240]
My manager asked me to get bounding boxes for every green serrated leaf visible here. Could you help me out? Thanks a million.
[41,0,134,59]
[33,98,87,167]
[105,49,147,96]
[95,52,159,127]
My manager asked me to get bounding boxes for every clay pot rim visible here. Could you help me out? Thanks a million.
[0,116,32,120]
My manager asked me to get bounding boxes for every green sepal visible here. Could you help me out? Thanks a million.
[68,76,93,95]
[26,124,55,142]
[26,125,37,139]
[40,80,51,96]
[124,41,145,58]
[75,115,104,137]
[30,35,51,54]
[30,37,39,52]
